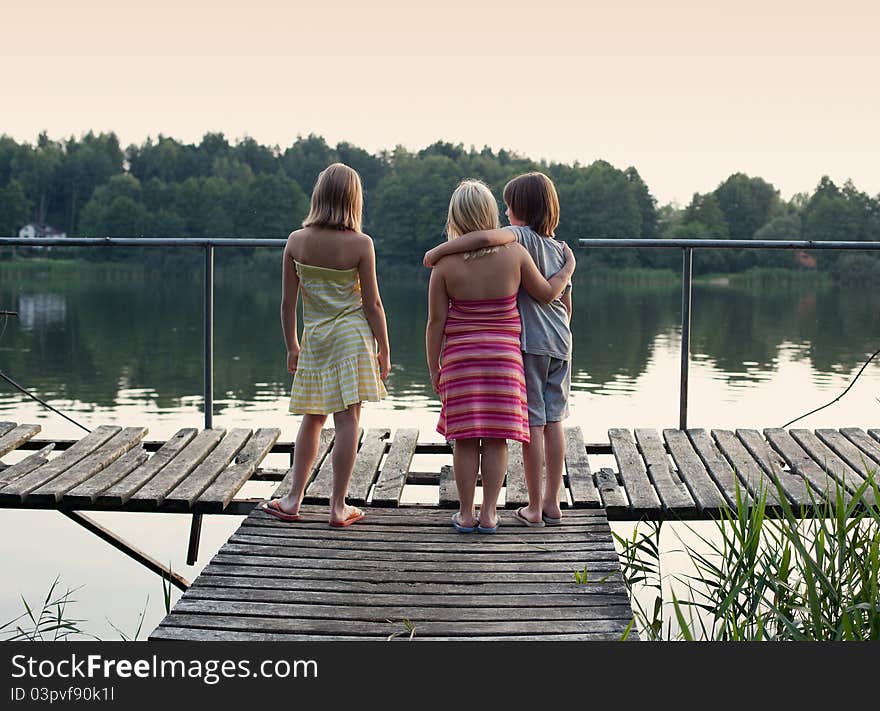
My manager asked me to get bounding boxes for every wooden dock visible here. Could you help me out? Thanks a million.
[149,504,633,641]
[4,419,878,641]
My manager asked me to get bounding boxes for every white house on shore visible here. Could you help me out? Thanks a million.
[18,223,67,240]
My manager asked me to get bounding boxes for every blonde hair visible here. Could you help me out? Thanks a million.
[445,180,501,260]
[302,163,363,233]
[503,171,560,237]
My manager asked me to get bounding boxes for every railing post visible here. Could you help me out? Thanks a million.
[679,247,693,430]
[186,243,213,565]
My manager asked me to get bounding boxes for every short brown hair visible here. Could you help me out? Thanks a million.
[302,163,363,233]
[502,172,560,237]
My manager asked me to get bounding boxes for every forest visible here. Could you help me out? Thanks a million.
[1,132,879,280]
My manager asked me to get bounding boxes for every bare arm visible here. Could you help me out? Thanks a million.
[517,243,576,304]
[561,286,573,321]
[358,237,391,379]
[280,243,300,375]
[425,269,449,393]
[424,227,517,267]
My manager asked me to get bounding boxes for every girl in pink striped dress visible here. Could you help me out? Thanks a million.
[426,180,575,533]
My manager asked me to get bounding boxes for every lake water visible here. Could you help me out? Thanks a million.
[1,260,879,639]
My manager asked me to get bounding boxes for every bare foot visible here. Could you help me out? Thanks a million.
[329,504,365,527]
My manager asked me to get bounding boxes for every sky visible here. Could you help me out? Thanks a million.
[2,1,878,205]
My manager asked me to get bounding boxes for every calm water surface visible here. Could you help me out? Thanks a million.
[1,261,879,638]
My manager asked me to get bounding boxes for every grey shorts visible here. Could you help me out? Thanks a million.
[522,353,571,427]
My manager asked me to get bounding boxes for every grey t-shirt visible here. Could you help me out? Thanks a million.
[509,225,572,361]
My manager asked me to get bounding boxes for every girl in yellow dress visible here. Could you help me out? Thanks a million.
[261,163,390,527]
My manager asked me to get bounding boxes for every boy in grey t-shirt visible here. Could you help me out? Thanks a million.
[425,172,573,526]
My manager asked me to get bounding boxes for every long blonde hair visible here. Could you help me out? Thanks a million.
[302,163,363,233]
[445,180,501,260]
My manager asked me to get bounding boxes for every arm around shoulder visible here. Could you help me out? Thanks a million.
[424,227,516,266]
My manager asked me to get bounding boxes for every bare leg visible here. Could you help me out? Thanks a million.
[329,403,361,523]
[519,425,545,523]
[478,438,506,529]
[276,413,327,515]
[453,438,479,527]
[543,421,565,520]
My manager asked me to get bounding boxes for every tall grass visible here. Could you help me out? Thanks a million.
[608,471,880,641]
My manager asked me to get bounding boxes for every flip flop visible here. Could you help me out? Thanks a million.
[259,499,302,522]
[542,513,563,527]
[477,518,500,534]
[329,507,365,528]
[513,507,545,528]
[451,513,477,533]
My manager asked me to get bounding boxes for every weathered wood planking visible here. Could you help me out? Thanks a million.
[0,444,54,489]
[272,428,335,498]
[77,428,198,506]
[0,426,119,503]
[135,429,225,506]
[0,424,41,458]
[303,429,364,503]
[840,428,880,469]
[438,464,457,508]
[815,429,880,485]
[62,448,148,506]
[345,428,390,505]
[711,430,782,507]
[502,440,528,508]
[163,429,252,509]
[789,429,873,503]
[609,429,661,515]
[26,427,147,504]
[735,429,811,506]
[593,468,629,517]
[564,427,601,508]
[370,428,419,506]
[0,422,17,439]
[663,429,726,514]
[764,429,852,505]
[195,428,281,513]
[686,429,752,508]
[869,430,880,445]
[634,428,696,516]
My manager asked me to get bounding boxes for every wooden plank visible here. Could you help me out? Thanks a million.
[735,429,810,506]
[764,428,851,505]
[62,448,149,506]
[438,464,457,509]
[840,428,880,468]
[0,422,16,438]
[0,424,40,458]
[195,428,281,512]
[593,468,629,517]
[815,429,880,484]
[272,428,335,498]
[163,429,252,509]
[711,430,782,507]
[345,428,389,506]
[564,427,601,508]
[72,428,198,506]
[869,429,880,445]
[303,429,364,503]
[663,429,726,514]
[686,429,752,508]
[609,428,661,515]
[26,427,147,504]
[0,444,54,489]
[503,440,528,509]
[0,426,119,503]
[371,428,419,506]
[132,429,225,506]
[634,428,696,516]
[789,429,872,502]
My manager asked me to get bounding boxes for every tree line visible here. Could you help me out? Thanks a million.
[1,131,878,280]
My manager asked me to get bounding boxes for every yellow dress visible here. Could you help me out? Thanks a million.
[288,261,386,415]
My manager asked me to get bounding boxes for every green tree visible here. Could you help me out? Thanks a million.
[0,179,32,236]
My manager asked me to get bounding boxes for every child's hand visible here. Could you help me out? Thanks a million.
[287,346,300,375]
[378,350,391,380]
[423,247,441,268]
[430,369,441,394]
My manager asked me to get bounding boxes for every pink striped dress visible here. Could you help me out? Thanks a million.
[436,294,530,443]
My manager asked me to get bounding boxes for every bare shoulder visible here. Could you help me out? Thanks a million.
[284,228,306,257]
